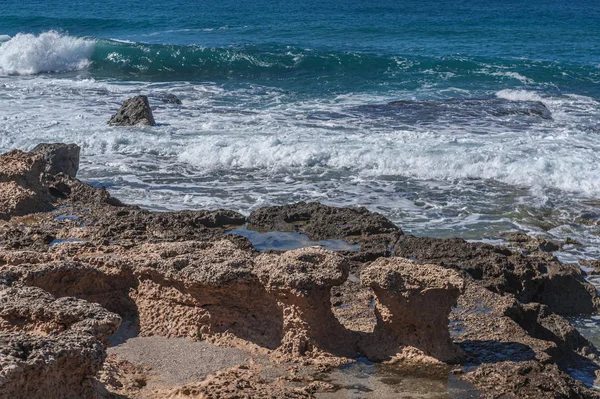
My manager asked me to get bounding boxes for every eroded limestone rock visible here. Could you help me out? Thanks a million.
[114,240,282,348]
[256,247,354,359]
[0,332,105,399]
[360,257,464,362]
[393,235,600,315]
[0,285,120,341]
[0,150,52,219]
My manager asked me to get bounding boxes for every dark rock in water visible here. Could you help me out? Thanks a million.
[247,202,402,259]
[352,97,553,123]
[247,201,400,240]
[32,143,80,178]
[160,93,182,104]
[500,231,563,253]
[108,95,156,126]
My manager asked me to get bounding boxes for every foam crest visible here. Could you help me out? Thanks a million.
[0,31,95,75]
[495,89,544,102]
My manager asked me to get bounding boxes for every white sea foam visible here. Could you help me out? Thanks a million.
[1,76,600,258]
[0,35,10,42]
[0,31,95,75]
[495,89,544,102]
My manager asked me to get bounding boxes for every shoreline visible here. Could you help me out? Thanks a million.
[1,144,600,398]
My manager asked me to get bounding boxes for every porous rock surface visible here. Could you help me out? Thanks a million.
[255,247,353,359]
[393,235,599,315]
[108,95,156,126]
[360,258,464,362]
[1,145,600,398]
[32,143,80,178]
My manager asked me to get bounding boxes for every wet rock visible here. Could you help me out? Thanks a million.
[108,95,156,126]
[256,247,354,359]
[0,332,106,399]
[248,202,400,239]
[32,143,80,178]
[451,282,600,398]
[360,258,464,362]
[393,235,599,315]
[248,202,402,259]
[462,360,595,399]
[580,259,600,275]
[500,231,562,252]
[160,93,182,104]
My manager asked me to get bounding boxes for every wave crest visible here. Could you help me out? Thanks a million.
[0,31,95,75]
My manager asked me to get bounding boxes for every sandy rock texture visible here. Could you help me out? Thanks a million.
[360,258,464,362]
[1,145,600,398]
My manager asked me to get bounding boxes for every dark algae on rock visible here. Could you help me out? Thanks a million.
[1,145,600,398]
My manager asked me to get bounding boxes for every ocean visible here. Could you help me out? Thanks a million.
[1,0,599,264]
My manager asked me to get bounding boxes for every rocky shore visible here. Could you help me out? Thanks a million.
[1,144,600,398]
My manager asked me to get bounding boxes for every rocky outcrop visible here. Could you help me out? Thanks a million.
[248,202,402,259]
[108,96,156,126]
[451,282,599,398]
[0,332,106,399]
[1,145,600,398]
[0,279,120,399]
[393,235,600,315]
[0,150,52,219]
[32,143,80,178]
[360,258,464,362]
[122,240,282,348]
[256,247,353,359]
[0,285,120,341]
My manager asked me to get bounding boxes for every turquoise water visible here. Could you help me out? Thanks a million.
[1,0,600,262]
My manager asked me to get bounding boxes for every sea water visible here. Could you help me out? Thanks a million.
[1,1,599,257]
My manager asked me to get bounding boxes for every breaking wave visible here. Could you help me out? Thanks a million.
[0,31,95,75]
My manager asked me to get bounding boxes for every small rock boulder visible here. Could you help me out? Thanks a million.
[108,96,156,126]
[160,93,182,104]
[32,143,80,178]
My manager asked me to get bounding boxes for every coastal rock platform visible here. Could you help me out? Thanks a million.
[1,144,600,398]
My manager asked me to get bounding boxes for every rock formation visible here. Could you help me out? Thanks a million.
[360,258,464,362]
[32,143,80,178]
[1,145,600,398]
[256,247,354,359]
[108,95,156,126]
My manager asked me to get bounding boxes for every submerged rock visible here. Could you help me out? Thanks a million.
[159,93,182,104]
[108,95,156,126]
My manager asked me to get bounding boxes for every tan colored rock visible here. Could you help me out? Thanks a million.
[0,150,53,219]
[256,247,354,360]
[123,240,282,349]
[0,331,106,399]
[0,285,120,341]
[360,257,464,362]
